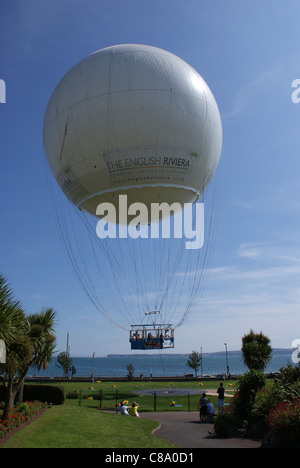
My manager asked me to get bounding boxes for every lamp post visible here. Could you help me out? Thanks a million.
[224,342,229,378]
[200,347,203,377]
[92,352,95,383]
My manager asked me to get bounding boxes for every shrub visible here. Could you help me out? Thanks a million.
[0,384,65,405]
[18,402,30,415]
[23,385,65,405]
[250,364,300,427]
[273,364,300,401]
[275,363,300,385]
[66,391,80,399]
[214,414,244,438]
[230,370,266,421]
[250,387,277,426]
[267,398,300,448]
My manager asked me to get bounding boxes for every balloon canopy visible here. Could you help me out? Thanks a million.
[43,44,222,343]
[43,44,222,222]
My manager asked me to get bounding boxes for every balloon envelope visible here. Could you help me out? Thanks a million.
[43,44,222,221]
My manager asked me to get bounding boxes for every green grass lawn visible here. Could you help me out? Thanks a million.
[1,405,176,448]
[64,379,235,411]
[0,379,237,448]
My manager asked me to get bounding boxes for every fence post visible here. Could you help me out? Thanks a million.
[79,390,82,407]
[115,389,119,407]
[100,388,103,409]
[154,391,157,412]
[188,393,190,412]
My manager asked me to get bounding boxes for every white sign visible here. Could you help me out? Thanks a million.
[0,339,6,364]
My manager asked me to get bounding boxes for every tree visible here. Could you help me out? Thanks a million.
[1,305,57,419]
[187,350,202,377]
[0,274,25,346]
[0,275,58,419]
[2,334,34,418]
[126,362,134,381]
[0,275,28,420]
[242,330,272,372]
[56,352,73,378]
[15,308,57,404]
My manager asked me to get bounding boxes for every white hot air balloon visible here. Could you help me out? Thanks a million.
[44,44,222,350]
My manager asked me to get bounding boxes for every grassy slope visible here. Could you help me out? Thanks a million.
[1,379,239,448]
[1,405,175,448]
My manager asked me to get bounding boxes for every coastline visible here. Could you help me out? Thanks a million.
[24,349,294,380]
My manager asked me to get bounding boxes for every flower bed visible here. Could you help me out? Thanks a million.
[0,401,48,442]
[267,397,300,447]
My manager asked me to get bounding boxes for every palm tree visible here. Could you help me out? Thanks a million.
[15,307,57,404]
[3,333,33,419]
[0,275,58,419]
[26,307,57,371]
[0,274,26,399]
[0,274,25,346]
[241,329,272,372]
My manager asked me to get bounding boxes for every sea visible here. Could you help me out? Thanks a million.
[28,349,295,379]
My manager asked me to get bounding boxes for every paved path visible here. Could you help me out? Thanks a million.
[141,412,261,449]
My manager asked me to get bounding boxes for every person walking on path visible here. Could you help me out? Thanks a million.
[217,382,225,414]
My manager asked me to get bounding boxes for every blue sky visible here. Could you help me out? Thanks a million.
[1,0,300,357]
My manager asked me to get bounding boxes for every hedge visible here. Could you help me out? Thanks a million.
[0,384,65,405]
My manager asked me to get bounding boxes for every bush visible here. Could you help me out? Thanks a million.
[23,385,65,405]
[66,391,80,399]
[214,414,244,438]
[267,398,300,448]
[250,365,300,427]
[230,370,266,421]
[250,387,278,428]
[275,363,300,385]
[0,384,65,405]
[18,402,30,415]
[273,364,300,401]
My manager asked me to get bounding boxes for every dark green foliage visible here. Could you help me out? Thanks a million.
[186,350,202,377]
[56,352,73,378]
[126,363,134,381]
[11,384,65,405]
[231,370,266,420]
[214,414,244,438]
[0,384,65,405]
[23,385,65,405]
[267,398,300,448]
[241,330,272,372]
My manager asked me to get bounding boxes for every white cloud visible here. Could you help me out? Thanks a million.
[223,64,284,118]
[237,241,300,264]
[173,238,300,350]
